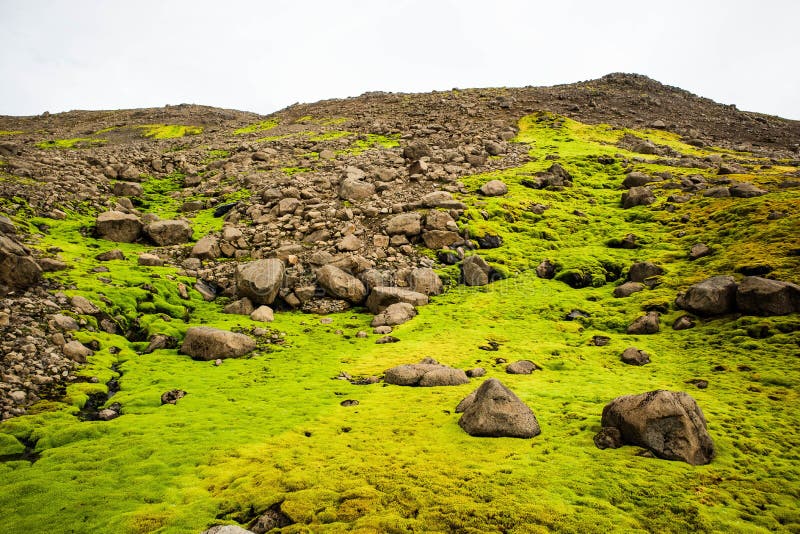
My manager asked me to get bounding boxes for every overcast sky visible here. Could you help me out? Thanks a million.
[2,0,798,119]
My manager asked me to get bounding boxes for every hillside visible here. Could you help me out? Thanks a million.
[0,73,799,533]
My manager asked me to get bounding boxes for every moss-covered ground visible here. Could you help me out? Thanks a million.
[1,113,798,533]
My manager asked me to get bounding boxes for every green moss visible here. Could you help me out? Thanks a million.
[0,130,24,135]
[281,166,311,176]
[141,125,203,139]
[36,138,107,149]
[233,119,279,135]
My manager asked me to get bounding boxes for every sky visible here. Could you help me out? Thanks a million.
[1,0,799,119]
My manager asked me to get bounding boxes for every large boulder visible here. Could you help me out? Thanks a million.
[628,261,664,283]
[461,255,493,286]
[0,234,42,294]
[95,211,142,242]
[479,179,508,197]
[384,359,469,387]
[192,235,221,260]
[422,230,460,249]
[675,275,737,316]
[236,259,285,305]
[458,378,541,438]
[386,212,422,236]
[622,172,661,189]
[180,327,256,361]
[736,276,800,316]
[620,347,651,365]
[408,268,443,295]
[594,390,715,465]
[366,286,428,314]
[145,219,193,246]
[621,187,655,209]
[316,264,367,303]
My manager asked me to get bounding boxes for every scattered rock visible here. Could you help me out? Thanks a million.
[384,360,469,387]
[0,234,42,294]
[236,259,285,305]
[621,186,655,208]
[95,249,125,261]
[613,281,645,298]
[192,235,221,260]
[339,177,375,201]
[622,171,661,188]
[535,260,556,279]
[316,264,367,304]
[365,286,428,314]
[138,253,164,267]
[672,315,696,330]
[223,297,255,315]
[595,390,715,465]
[202,526,254,534]
[371,302,416,327]
[95,211,142,242]
[180,327,256,361]
[628,261,664,283]
[376,335,399,344]
[736,276,800,316]
[461,255,494,286]
[675,275,737,316]
[689,243,712,260]
[479,179,508,196]
[626,312,660,334]
[476,234,503,249]
[466,368,486,378]
[408,268,443,295]
[457,378,541,438]
[144,334,177,354]
[506,360,540,374]
[250,305,274,322]
[145,219,193,246]
[385,212,422,236]
[63,340,93,363]
[621,347,651,365]
[161,389,187,405]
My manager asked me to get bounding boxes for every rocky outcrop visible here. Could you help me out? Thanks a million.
[457,378,541,438]
[594,390,715,465]
[735,276,800,316]
[179,327,256,361]
[235,259,285,305]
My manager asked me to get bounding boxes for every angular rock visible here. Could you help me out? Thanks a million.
[675,275,737,316]
[461,255,493,286]
[477,234,503,249]
[622,172,661,189]
[672,315,696,330]
[339,178,375,201]
[223,297,255,315]
[621,186,655,208]
[236,259,285,305]
[96,249,125,261]
[458,378,541,438]
[596,390,715,465]
[0,234,42,294]
[145,219,193,246]
[402,141,432,160]
[180,327,256,361]
[365,286,428,314]
[63,340,93,363]
[408,268,443,296]
[535,260,556,279]
[386,212,422,236]
[479,179,508,197]
[621,347,651,365]
[192,235,221,260]
[729,182,767,198]
[689,243,712,260]
[384,360,468,387]
[138,253,164,267]
[422,230,460,249]
[506,360,540,374]
[95,211,142,242]
[112,181,143,197]
[71,295,100,315]
[613,281,645,298]
[160,389,187,405]
[316,264,366,304]
[736,276,800,316]
[628,261,664,283]
[337,234,362,252]
[626,311,660,334]
[371,302,417,327]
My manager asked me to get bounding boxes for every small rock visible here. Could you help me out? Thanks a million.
[250,306,274,322]
[161,389,187,405]
[626,312,660,334]
[621,347,651,365]
[506,360,540,374]
[479,179,508,196]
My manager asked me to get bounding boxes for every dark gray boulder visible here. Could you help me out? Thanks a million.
[736,276,800,316]
[675,275,737,316]
[595,390,715,465]
[628,261,664,283]
[458,378,541,438]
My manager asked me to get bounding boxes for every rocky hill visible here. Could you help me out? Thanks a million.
[0,74,798,533]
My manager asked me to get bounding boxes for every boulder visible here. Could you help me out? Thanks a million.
[479,179,508,197]
[160,389,187,405]
[622,172,661,189]
[628,261,664,283]
[223,297,255,315]
[626,311,660,334]
[384,360,468,387]
[689,243,712,260]
[236,259,285,305]
[371,302,416,327]
[180,327,256,361]
[316,264,366,303]
[145,219,193,246]
[675,275,737,316]
[192,235,221,260]
[672,315,696,330]
[339,178,375,201]
[621,186,655,208]
[365,286,428,314]
[96,249,125,261]
[138,253,164,267]
[250,306,274,322]
[506,360,540,374]
[729,182,767,198]
[621,347,651,365]
[386,212,422,236]
[457,378,541,438]
[595,390,715,465]
[613,282,645,298]
[63,340,93,363]
[95,211,142,242]
[201,526,255,534]
[0,233,42,294]
[403,141,432,160]
[112,181,143,197]
[736,276,800,316]
[408,268,443,296]
[461,255,493,286]
[337,234,362,252]
[422,230,460,249]
[535,260,556,279]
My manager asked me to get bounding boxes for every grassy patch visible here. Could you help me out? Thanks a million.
[141,125,203,139]
[36,138,107,149]
[233,119,279,135]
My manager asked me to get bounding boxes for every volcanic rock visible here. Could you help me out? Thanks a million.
[180,327,256,361]
[457,378,541,438]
